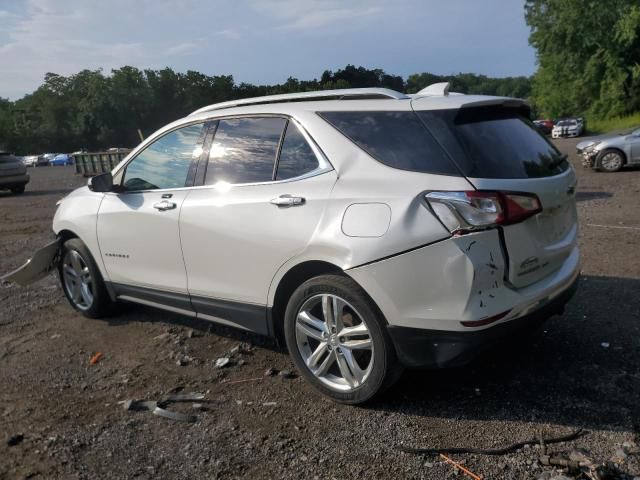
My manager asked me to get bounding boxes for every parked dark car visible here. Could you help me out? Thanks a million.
[0,152,30,194]
[36,153,57,166]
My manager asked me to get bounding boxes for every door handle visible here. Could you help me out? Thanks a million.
[153,200,177,211]
[270,195,305,207]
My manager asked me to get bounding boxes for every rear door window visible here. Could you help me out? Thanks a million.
[318,111,460,176]
[205,117,287,185]
[275,122,319,180]
[417,107,568,178]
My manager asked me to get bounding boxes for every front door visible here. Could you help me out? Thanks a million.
[97,122,207,303]
[629,134,640,163]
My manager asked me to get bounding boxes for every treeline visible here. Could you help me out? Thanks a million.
[0,65,531,154]
[526,0,640,119]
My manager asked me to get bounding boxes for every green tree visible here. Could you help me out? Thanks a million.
[526,0,640,118]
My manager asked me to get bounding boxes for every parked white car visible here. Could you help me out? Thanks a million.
[3,85,580,403]
[552,119,583,138]
[23,155,39,167]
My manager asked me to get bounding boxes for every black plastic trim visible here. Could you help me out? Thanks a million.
[190,295,269,336]
[112,283,193,311]
[109,282,271,336]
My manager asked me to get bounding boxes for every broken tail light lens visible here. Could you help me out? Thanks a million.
[425,191,541,234]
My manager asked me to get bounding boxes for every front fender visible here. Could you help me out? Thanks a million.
[1,239,60,286]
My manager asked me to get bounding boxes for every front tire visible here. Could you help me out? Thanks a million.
[284,275,401,404]
[58,238,113,318]
[597,149,624,172]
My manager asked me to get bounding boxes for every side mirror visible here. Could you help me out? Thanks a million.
[88,172,114,192]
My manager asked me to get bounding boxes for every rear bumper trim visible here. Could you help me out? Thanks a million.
[387,275,579,368]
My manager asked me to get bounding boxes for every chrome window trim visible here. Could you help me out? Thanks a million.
[110,113,334,194]
[112,119,209,190]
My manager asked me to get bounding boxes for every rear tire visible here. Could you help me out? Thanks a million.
[284,274,402,404]
[597,149,624,172]
[58,238,114,318]
[10,186,25,194]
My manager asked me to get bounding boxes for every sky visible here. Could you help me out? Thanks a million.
[0,0,536,100]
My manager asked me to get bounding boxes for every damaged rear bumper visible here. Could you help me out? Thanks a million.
[1,239,60,286]
[387,275,579,368]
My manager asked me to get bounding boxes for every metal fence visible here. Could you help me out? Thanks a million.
[74,151,130,176]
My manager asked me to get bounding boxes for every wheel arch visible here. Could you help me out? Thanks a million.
[597,147,628,167]
[270,260,344,344]
[269,259,391,346]
[57,228,79,242]
[55,227,113,295]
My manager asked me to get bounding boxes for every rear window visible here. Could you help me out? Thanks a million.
[318,111,460,176]
[417,107,568,178]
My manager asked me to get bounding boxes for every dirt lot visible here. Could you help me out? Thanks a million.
[1,143,639,480]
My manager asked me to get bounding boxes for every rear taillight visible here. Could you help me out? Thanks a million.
[425,191,541,234]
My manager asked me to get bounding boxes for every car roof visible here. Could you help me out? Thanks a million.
[187,84,528,119]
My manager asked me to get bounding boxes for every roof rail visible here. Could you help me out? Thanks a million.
[189,88,409,116]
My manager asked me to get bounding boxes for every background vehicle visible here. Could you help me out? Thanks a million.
[552,119,583,138]
[0,152,30,194]
[23,155,38,167]
[533,119,553,135]
[577,126,640,172]
[51,153,73,166]
[37,153,57,166]
[6,86,580,404]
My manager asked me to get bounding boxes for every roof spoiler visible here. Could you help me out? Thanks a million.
[416,82,450,97]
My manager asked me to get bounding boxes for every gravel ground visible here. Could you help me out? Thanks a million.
[1,143,639,480]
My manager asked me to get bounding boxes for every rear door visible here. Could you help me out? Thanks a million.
[180,116,336,333]
[415,102,578,288]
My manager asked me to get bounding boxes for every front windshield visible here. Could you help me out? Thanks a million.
[632,127,640,136]
[557,120,576,127]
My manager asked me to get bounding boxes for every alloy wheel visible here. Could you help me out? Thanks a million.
[295,293,374,392]
[600,152,622,171]
[62,250,94,310]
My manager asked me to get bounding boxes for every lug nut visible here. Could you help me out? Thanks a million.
[336,348,342,354]
[339,337,345,343]
[327,345,332,351]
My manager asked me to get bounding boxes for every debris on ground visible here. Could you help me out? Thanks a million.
[120,392,206,423]
[601,342,610,349]
[164,392,205,402]
[175,357,188,367]
[89,352,103,365]
[440,453,482,480]
[278,369,297,379]
[7,434,24,446]
[221,376,263,385]
[215,357,230,368]
[398,428,586,455]
[152,406,196,423]
[262,402,277,407]
[264,367,278,377]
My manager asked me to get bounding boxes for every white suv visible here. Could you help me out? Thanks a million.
[5,84,580,404]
